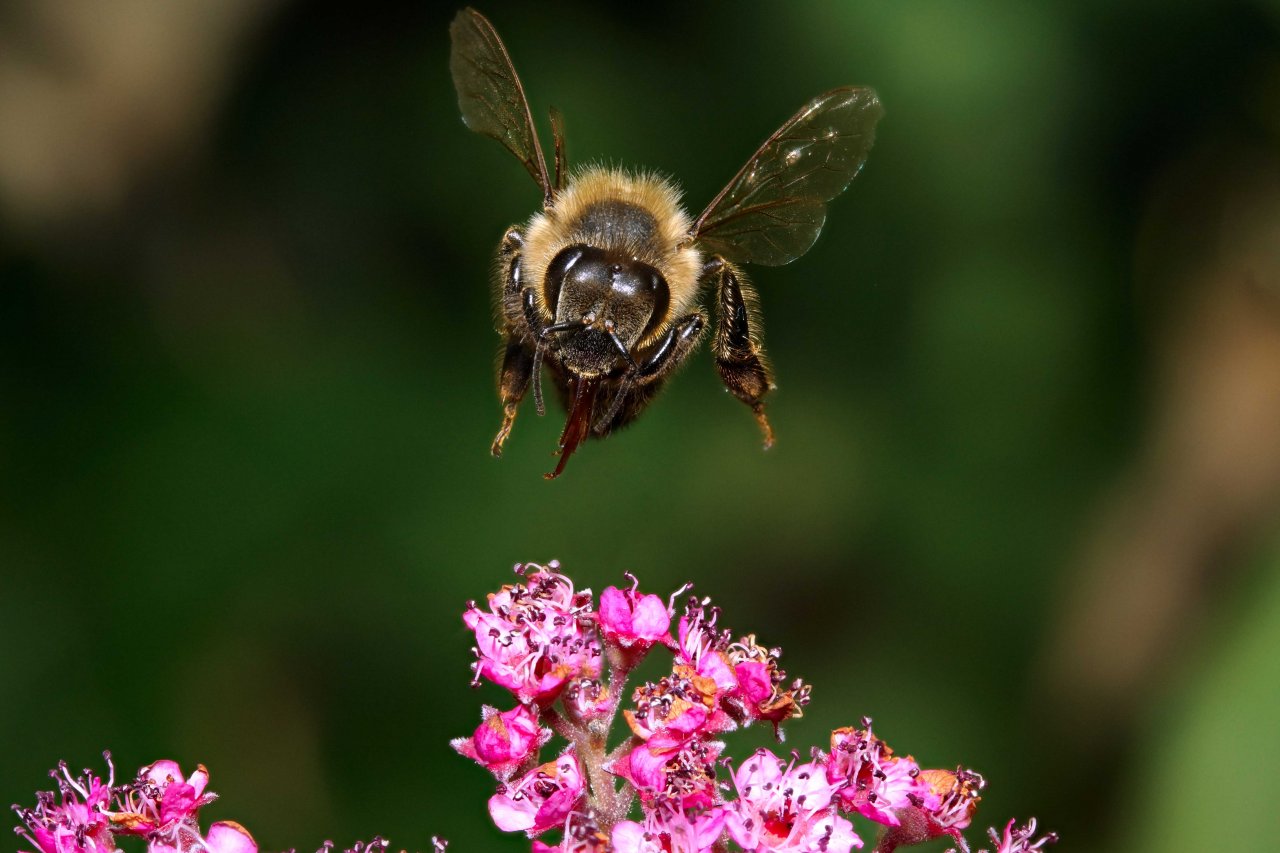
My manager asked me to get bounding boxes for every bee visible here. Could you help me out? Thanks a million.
[450,8,882,478]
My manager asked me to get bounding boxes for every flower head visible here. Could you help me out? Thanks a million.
[452,562,1056,853]
[724,749,861,853]
[464,563,602,704]
[487,752,586,837]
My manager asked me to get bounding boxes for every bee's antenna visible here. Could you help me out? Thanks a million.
[605,330,638,371]
[532,322,582,417]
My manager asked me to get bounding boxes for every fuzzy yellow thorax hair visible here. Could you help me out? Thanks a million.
[520,167,704,320]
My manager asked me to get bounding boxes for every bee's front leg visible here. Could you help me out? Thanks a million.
[706,256,776,449]
[493,227,536,457]
[593,312,706,435]
[637,313,706,383]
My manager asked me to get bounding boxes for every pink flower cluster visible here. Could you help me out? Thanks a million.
[12,755,253,853]
[12,755,438,853]
[457,563,1058,853]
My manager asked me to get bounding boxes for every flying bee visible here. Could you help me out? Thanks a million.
[449,8,882,478]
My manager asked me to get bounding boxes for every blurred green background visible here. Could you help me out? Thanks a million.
[4,1,1280,850]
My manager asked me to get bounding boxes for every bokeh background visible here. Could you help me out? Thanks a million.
[4,1,1280,850]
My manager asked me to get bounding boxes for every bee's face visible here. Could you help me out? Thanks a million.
[544,244,670,377]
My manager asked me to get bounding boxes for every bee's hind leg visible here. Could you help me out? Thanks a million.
[707,256,776,449]
[493,340,535,456]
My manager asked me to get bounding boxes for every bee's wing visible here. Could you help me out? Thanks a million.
[450,8,553,205]
[690,87,883,267]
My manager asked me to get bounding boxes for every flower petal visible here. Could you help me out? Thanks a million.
[205,822,257,853]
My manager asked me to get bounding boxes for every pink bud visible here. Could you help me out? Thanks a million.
[453,704,548,778]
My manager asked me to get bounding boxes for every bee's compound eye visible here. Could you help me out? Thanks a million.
[544,244,589,313]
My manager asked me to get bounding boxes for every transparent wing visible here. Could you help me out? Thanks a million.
[449,8,552,204]
[691,87,883,267]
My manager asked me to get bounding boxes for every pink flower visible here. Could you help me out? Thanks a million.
[725,749,861,853]
[612,805,725,853]
[624,666,731,743]
[723,635,810,733]
[464,563,601,704]
[674,598,737,694]
[823,722,937,826]
[980,818,1057,853]
[562,678,613,722]
[487,752,585,836]
[452,704,549,780]
[111,761,252,853]
[610,738,721,810]
[615,669,728,809]
[599,575,672,650]
[917,767,983,833]
[147,822,257,853]
[872,767,985,852]
[14,756,259,853]
[113,760,217,837]
[530,812,611,853]
[15,758,117,853]
[611,743,666,793]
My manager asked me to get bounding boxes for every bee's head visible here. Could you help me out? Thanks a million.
[543,244,670,377]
